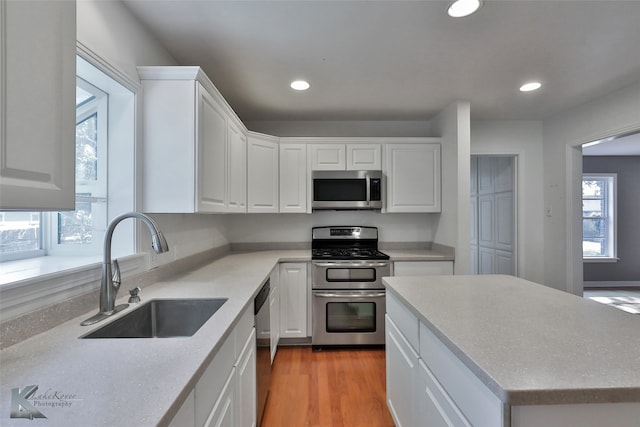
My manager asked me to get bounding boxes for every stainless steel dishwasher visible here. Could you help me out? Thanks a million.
[254,279,271,426]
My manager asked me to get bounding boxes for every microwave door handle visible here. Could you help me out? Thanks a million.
[365,174,371,206]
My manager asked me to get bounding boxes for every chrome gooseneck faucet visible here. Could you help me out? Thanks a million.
[81,212,169,326]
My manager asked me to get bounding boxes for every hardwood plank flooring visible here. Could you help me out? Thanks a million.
[261,347,395,427]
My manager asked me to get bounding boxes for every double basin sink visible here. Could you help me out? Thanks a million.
[82,298,227,339]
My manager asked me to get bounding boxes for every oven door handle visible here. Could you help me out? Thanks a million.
[313,291,386,298]
[313,261,390,268]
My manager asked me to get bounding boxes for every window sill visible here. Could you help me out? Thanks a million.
[583,257,619,263]
[0,254,146,321]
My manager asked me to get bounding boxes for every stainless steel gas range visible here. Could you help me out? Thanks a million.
[311,226,390,348]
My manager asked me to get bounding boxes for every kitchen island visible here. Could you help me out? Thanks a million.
[383,274,640,427]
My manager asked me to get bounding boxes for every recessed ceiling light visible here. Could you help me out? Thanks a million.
[519,81,542,92]
[290,80,310,91]
[448,0,482,18]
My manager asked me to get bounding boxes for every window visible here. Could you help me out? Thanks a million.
[0,79,107,262]
[582,174,617,260]
[50,78,108,256]
[1,54,136,264]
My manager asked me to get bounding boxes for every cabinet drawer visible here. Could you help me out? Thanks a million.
[235,304,254,358]
[386,291,419,351]
[418,359,471,427]
[195,332,235,427]
[419,323,504,427]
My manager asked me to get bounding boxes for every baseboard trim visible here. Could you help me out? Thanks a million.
[584,281,640,289]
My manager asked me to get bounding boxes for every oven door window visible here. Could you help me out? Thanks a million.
[314,179,367,202]
[326,302,376,333]
[326,268,376,282]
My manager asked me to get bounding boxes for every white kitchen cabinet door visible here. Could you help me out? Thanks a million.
[235,329,256,427]
[227,120,247,213]
[346,144,381,170]
[203,368,236,427]
[417,359,472,427]
[311,144,346,170]
[385,143,441,213]
[270,280,280,363]
[385,315,419,427]
[0,0,76,210]
[169,389,196,427]
[139,67,237,213]
[279,262,308,338]
[198,84,228,212]
[279,143,307,213]
[247,133,279,213]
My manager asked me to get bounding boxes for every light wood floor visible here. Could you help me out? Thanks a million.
[261,346,395,427]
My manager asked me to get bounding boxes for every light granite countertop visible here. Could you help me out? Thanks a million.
[383,247,455,261]
[383,274,640,406]
[0,250,307,427]
[0,247,453,426]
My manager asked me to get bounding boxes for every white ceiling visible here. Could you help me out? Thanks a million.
[121,0,640,123]
[582,131,640,156]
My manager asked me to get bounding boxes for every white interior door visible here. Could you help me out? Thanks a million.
[471,156,516,275]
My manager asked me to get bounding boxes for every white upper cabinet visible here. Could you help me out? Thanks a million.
[385,142,441,213]
[311,143,345,170]
[346,143,382,170]
[198,84,228,212]
[0,0,76,210]
[138,66,245,213]
[247,132,279,213]
[279,143,308,213]
[227,120,247,213]
[310,141,381,170]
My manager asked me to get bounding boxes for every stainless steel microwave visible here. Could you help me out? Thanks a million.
[312,170,383,210]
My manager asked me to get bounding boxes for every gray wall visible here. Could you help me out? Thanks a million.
[583,156,640,283]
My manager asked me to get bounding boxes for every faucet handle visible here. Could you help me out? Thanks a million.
[112,259,121,288]
[128,287,141,304]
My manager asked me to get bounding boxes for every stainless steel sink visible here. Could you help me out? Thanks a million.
[81,298,227,339]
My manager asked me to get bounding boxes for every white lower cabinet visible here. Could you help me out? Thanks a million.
[417,359,471,427]
[169,390,196,427]
[170,305,256,427]
[386,291,503,427]
[269,272,280,362]
[279,262,308,338]
[204,368,236,427]
[235,329,257,427]
[385,315,418,427]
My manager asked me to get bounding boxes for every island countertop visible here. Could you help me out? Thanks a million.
[383,274,640,406]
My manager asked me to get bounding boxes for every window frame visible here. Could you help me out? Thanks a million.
[0,46,142,321]
[582,173,618,262]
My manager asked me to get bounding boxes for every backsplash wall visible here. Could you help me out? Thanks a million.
[228,212,438,244]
